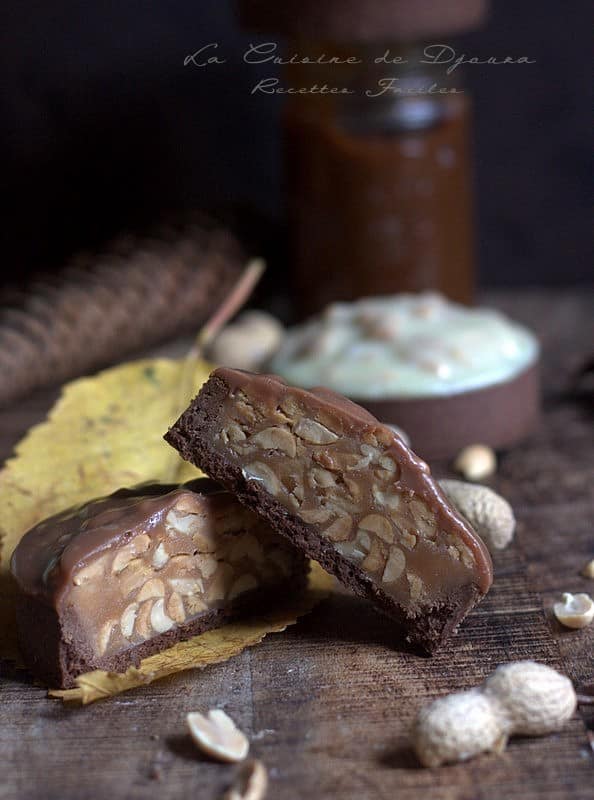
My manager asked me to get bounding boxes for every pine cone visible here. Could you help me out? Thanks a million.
[0,218,245,406]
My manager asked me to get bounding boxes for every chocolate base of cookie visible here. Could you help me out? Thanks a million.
[354,361,540,460]
[165,376,483,654]
[16,567,308,689]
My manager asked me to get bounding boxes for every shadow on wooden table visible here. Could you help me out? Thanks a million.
[376,744,423,770]
[288,592,426,657]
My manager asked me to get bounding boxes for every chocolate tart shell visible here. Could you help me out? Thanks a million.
[353,360,540,460]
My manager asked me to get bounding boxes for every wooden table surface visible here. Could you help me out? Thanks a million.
[1,290,593,800]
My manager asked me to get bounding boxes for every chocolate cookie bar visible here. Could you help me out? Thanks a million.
[10,479,307,687]
[166,369,493,652]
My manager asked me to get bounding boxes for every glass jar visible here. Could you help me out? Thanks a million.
[284,45,475,315]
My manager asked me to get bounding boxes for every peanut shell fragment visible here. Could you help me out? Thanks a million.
[223,759,268,800]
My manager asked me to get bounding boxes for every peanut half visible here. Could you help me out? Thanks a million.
[187,709,249,763]
[553,592,594,629]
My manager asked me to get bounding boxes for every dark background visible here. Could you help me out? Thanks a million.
[2,0,592,287]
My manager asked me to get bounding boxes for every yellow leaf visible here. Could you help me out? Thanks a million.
[0,357,210,661]
[50,562,333,705]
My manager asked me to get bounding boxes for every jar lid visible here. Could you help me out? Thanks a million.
[237,0,488,42]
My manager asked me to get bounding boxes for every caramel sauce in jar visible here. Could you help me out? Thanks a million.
[284,49,475,315]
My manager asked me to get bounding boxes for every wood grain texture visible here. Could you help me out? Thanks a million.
[1,290,593,800]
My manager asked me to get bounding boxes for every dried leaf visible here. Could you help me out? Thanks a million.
[0,357,210,660]
[51,562,332,704]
